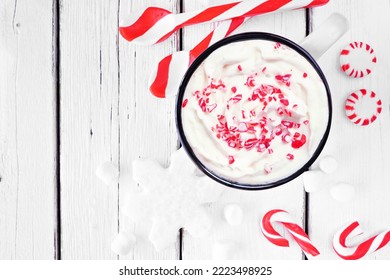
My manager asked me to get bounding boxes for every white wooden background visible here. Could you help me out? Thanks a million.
[0,0,389,260]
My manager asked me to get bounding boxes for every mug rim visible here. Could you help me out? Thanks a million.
[176,32,333,191]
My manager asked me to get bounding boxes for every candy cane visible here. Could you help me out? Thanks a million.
[147,0,329,97]
[261,209,320,257]
[333,221,390,260]
[149,17,247,98]
[120,0,329,45]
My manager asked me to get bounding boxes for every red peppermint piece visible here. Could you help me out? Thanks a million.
[280,99,289,106]
[281,120,294,128]
[246,76,256,87]
[182,99,188,108]
[282,134,292,143]
[259,118,267,128]
[230,94,242,104]
[210,81,226,90]
[244,138,259,150]
[228,156,235,165]
[258,144,266,153]
[206,103,217,113]
[291,134,307,149]
[273,126,283,136]
[286,153,294,160]
[275,74,292,86]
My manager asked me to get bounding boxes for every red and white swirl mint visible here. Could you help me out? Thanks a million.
[333,221,390,260]
[261,209,320,257]
[345,89,382,126]
[340,42,377,78]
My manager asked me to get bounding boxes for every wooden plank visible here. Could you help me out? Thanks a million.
[181,2,308,259]
[60,0,120,259]
[309,0,390,259]
[118,0,180,259]
[0,0,57,259]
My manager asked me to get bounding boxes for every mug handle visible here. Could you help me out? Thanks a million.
[300,13,349,60]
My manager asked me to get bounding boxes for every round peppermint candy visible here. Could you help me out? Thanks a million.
[340,42,377,78]
[345,89,382,126]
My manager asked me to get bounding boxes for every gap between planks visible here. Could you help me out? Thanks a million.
[303,7,313,261]
[53,0,61,260]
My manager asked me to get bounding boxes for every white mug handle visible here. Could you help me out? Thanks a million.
[300,13,349,60]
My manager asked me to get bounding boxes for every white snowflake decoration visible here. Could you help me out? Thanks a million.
[124,148,225,251]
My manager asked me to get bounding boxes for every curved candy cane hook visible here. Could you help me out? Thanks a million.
[333,221,390,260]
[261,209,320,257]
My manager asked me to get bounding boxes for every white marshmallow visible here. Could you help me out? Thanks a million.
[330,183,356,202]
[95,162,119,186]
[111,232,137,256]
[212,241,237,260]
[303,170,326,193]
[319,156,339,174]
[223,204,243,226]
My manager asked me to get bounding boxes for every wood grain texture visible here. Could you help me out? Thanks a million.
[308,0,390,259]
[0,0,57,259]
[181,1,308,260]
[60,0,120,259]
[1,0,389,261]
[118,0,180,260]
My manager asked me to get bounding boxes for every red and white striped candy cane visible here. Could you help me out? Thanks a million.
[147,0,329,97]
[333,221,390,260]
[149,17,247,98]
[120,0,329,45]
[261,209,320,257]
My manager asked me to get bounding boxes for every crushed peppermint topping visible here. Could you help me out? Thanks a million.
[192,79,226,112]
[185,51,310,172]
[202,76,308,160]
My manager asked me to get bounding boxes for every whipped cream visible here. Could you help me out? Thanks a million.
[181,39,329,185]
